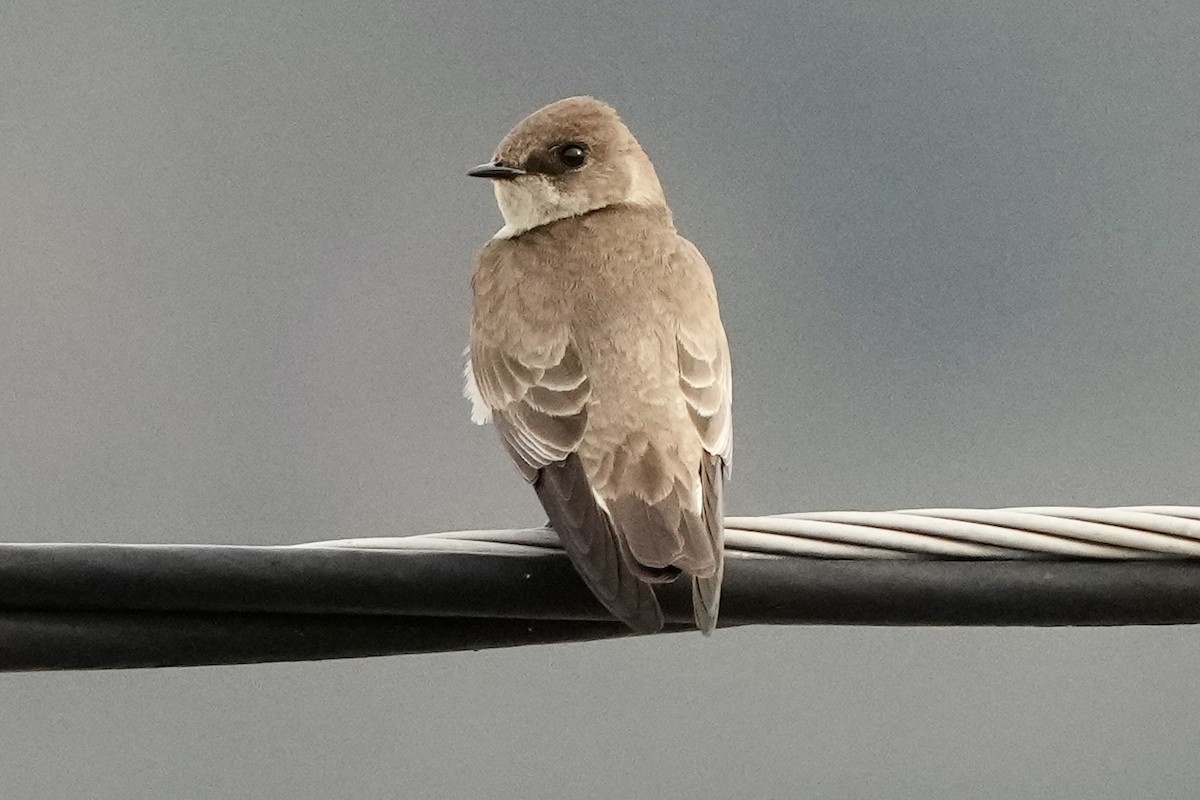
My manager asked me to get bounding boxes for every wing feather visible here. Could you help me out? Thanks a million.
[670,240,731,634]
[469,337,590,477]
[535,455,664,633]
[673,241,733,471]
[692,453,725,634]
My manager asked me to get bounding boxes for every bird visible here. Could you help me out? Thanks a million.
[463,96,732,634]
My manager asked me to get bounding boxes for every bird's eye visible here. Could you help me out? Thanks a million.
[558,143,588,169]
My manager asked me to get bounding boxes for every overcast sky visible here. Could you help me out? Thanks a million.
[3,1,1200,797]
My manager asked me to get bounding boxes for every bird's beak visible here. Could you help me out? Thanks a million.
[467,161,526,180]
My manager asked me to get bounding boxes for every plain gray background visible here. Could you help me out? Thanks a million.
[3,1,1200,797]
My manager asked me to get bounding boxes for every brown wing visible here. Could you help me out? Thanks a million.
[534,454,665,633]
[673,239,732,634]
[674,239,734,472]
[470,337,590,481]
[468,335,664,633]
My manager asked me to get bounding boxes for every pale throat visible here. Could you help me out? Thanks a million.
[491,167,665,240]
[491,179,598,239]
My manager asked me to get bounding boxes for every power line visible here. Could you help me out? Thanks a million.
[4,506,1200,671]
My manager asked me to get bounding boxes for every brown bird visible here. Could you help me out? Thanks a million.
[464,96,732,634]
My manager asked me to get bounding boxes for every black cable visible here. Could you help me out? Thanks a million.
[1,543,1198,671]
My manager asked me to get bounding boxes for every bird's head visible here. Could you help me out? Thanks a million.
[468,96,667,238]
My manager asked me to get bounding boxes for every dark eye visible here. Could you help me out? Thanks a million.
[558,143,588,169]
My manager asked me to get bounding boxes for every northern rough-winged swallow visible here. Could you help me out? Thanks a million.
[464,96,732,634]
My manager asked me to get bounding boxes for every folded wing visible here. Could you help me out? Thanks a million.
[468,335,665,633]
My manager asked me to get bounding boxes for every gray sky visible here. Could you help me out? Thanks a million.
[4,1,1200,797]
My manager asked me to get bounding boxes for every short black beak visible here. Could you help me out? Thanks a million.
[467,161,526,180]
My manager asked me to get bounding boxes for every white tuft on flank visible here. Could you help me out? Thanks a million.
[462,355,492,424]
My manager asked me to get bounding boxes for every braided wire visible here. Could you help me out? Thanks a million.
[303,506,1200,560]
